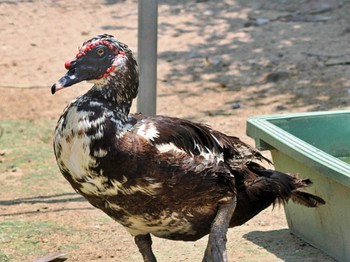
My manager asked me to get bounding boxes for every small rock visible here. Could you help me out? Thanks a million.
[231,101,242,110]
[244,21,255,27]
[244,18,270,27]
[206,111,214,116]
[203,10,214,16]
[218,83,227,89]
[265,71,290,83]
[276,105,287,111]
[255,18,270,25]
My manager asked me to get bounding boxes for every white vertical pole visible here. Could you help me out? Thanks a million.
[137,0,158,116]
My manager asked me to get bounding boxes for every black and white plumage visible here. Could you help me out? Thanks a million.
[51,34,325,261]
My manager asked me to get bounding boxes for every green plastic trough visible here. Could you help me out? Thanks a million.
[246,110,350,262]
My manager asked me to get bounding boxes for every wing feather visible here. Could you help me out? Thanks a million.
[130,115,268,165]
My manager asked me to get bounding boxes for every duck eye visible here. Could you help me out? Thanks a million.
[96,48,105,57]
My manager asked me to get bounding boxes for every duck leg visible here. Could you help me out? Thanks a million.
[202,197,237,262]
[135,234,157,262]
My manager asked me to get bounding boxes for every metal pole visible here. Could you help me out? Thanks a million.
[137,0,158,115]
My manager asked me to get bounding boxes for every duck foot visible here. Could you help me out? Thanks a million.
[135,234,157,262]
[202,197,237,262]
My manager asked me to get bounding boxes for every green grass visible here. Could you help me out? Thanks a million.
[0,120,78,260]
[0,219,71,260]
[0,120,69,195]
[0,253,10,262]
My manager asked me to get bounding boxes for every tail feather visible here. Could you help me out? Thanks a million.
[229,163,325,227]
[244,162,326,208]
[291,191,326,207]
[289,177,326,207]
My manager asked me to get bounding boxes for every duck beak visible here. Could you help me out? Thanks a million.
[51,72,78,94]
[51,59,86,94]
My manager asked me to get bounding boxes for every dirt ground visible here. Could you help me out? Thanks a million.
[1,0,349,261]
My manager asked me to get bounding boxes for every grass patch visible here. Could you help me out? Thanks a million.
[0,120,80,259]
[0,120,100,261]
[0,120,71,196]
[0,218,72,260]
[0,253,10,262]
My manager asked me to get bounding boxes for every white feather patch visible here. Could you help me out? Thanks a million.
[105,201,122,211]
[93,148,108,157]
[136,123,159,141]
[124,211,195,237]
[156,142,187,154]
[54,107,97,181]
[78,175,162,197]
[198,147,224,162]
[108,179,163,196]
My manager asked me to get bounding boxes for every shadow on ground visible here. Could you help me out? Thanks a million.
[157,0,350,112]
[0,193,93,217]
[244,229,335,261]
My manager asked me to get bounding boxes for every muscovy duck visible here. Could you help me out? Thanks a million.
[51,34,325,262]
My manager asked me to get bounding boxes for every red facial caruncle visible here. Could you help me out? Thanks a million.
[76,40,116,58]
[98,50,126,79]
[65,60,73,70]
[98,65,116,79]
[63,40,127,80]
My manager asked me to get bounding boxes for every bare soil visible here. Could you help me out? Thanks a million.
[1,0,349,261]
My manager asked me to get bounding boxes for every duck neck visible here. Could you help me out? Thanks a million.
[88,53,139,125]
[87,82,136,126]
